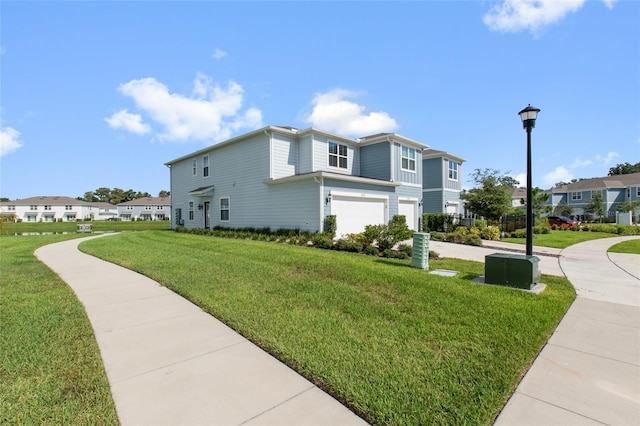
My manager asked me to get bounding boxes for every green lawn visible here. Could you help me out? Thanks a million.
[0,235,118,425]
[608,239,640,254]
[80,231,575,425]
[2,219,170,235]
[501,230,619,248]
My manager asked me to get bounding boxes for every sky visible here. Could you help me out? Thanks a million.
[1,0,638,201]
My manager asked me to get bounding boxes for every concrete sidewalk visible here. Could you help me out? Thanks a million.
[495,236,640,425]
[35,235,367,426]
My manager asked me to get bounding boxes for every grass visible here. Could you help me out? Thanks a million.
[2,219,170,235]
[80,231,575,425]
[608,239,640,254]
[501,230,619,249]
[0,234,119,425]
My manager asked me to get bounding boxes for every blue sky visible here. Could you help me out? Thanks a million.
[1,0,638,200]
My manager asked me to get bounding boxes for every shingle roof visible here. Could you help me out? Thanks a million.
[117,197,171,206]
[0,196,92,206]
[551,172,640,192]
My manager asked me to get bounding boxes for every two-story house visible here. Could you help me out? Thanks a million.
[117,197,171,221]
[0,196,117,222]
[421,149,466,215]
[165,126,428,237]
[548,172,640,220]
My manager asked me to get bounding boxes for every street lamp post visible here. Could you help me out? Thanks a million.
[518,104,541,257]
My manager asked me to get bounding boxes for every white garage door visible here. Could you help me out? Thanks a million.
[331,195,386,237]
[399,200,418,231]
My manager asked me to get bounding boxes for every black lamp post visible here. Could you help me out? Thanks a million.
[518,104,540,257]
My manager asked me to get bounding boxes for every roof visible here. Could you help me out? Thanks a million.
[551,172,640,193]
[511,187,527,198]
[117,197,171,206]
[422,149,466,163]
[165,125,429,165]
[0,195,93,206]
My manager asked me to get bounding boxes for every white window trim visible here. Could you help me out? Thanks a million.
[400,145,416,173]
[188,201,194,221]
[448,160,459,181]
[192,159,197,176]
[220,197,230,222]
[202,155,210,178]
[328,141,348,170]
[636,187,640,197]
[571,192,582,201]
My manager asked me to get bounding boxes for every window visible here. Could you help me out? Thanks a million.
[127,205,134,210]
[220,197,230,221]
[637,187,640,197]
[448,160,458,180]
[7,205,15,211]
[401,146,416,172]
[30,205,37,210]
[145,205,152,210]
[328,142,348,169]
[188,201,194,220]
[571,192,582,201]
[192,159,197,176]
[203,155,209,177]
[65,205,72,210]
[44,205,52,210]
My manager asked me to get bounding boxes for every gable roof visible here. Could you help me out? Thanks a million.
[422,149,466,163]
[0,196,92,206]
[551,172,640,193]
[117,197,171,206]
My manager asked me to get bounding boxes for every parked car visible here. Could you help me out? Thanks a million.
[547,216,579,226]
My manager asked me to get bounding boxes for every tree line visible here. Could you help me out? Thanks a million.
[77,188,170,205]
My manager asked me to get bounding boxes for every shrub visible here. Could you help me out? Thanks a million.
[475,219,487,228]
[397,243,413,258]
[364,246,379,256]
[334,239,364,253]
[511,228,527,238]
[429,232,445,241]
[455,226,469,236]
[312,234,334,249]
[445,232,482,246]
[382,249,409,260]
[480,227,500,241]
[324,215,337,238]
[429,250,440,259]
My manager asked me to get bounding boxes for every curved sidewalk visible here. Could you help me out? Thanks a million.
[35,235,367,426]
[495,236,640,425]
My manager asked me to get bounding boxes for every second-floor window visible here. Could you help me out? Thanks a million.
[328,142,348,169]
[203,155,210,177]
[571,192,582,201]
[44,205,52,210]
[30,205,37,210]
[637,187,640,197]
[448,160,458,180]
[401,146,416,172]
[192,159,197,176]
[65,205,72,210]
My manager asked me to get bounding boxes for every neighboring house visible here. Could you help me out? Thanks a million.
[421,149,466,215]
[547,172,640,220]
[165,126,428,237]
[510,187,527,209]
[117,197,171,221]
[0,196,116,222]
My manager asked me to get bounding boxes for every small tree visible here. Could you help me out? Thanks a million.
[554,200,573,217]
[520,187,551,219]
[461,169,513,222]
[585,192,606,222]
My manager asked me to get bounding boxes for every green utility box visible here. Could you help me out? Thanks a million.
[485,253,540,290]
[410,232,430,270]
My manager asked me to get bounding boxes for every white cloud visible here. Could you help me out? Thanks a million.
[303,89,399,136]
[0,126,23,157]
[213,48,228,59]
[512,173,527,187]
[105,109,151,135]
[483,0,586,33]
[543,165,573,187]
[595,151,619,164]
[111,74,263,143]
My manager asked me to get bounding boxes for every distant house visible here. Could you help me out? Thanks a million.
[165,126,428,237]
[0,196,116,222]
[510,187,528,209]
[421,149,466,215]
[547,172,640,220]
[117,197,171,221]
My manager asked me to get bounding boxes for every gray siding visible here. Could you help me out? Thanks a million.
[422,158,443,189]
[360,142,390,181]
[392,143,421,185]
[312,135,360,175]
[444,158,462,191]
[421,191,443,214]
[298,134,313,174]
[271,133,297,179]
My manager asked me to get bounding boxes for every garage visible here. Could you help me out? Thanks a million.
[331,193,387,237]
[399,199,418,231]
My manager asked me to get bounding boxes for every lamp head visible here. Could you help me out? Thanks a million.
[518,104,540,129]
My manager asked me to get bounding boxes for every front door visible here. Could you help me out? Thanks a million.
[204,201,211,229]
